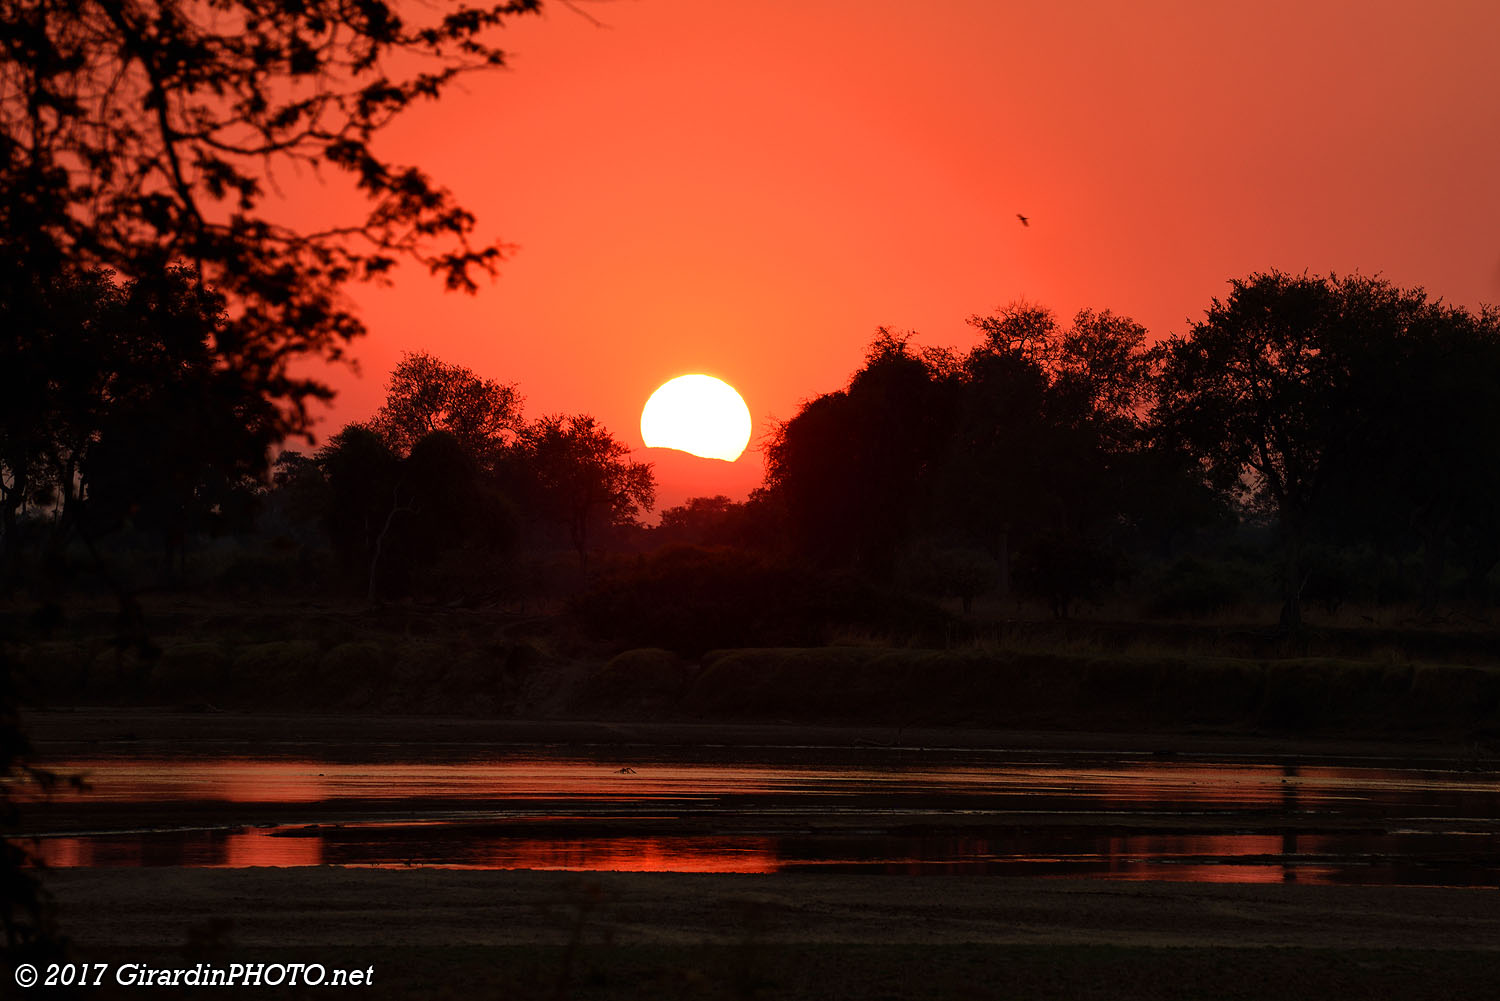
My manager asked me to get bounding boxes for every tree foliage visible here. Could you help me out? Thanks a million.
[520,413,654,571]
[371,350,522,461]
[767,308,1157,615]
[1,0,542,435]
[0,265,276,593]
[767,328,948,571]
[1150,272,1466,624]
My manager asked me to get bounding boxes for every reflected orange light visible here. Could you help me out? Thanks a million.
[222,829,324,868]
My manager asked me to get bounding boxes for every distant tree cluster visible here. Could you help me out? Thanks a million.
[758,308,1180,618]
[1154,273,1500,624]
[746,274,1500,625]
[247,270,1500,627]
[268,352,654,600]
[5,266,1498,629]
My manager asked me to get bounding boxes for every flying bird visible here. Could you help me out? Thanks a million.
[1017,214,1030,227]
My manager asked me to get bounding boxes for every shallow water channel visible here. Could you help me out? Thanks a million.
[17,747,1500,886]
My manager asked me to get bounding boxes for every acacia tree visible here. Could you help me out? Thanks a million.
[371,351,522,462]
[1,0,545,436]
[1151,272,1432,627]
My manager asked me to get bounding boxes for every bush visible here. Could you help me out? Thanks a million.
[570,546,951,655]
[901,544,998,613]
[1142,555,1262,618]
[574,648,696,716]
[152,642,230,695]
[319,641,389,708]
[1014,533,1129,618]
[230,640,320,702]
[213,552,313,596]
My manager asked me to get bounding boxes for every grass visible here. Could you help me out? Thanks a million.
[6,595,1499,739]
[676,646,1500,736]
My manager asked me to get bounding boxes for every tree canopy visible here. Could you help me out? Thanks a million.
[1151,271,1500,623]
[1,265,274,591]
[520,413,655,572]
[1,0,542,435]
[371,351,522,461]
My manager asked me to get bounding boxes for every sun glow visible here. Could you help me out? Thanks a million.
[640,375,752,461]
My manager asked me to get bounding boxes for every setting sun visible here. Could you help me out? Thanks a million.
[640,374,752,461]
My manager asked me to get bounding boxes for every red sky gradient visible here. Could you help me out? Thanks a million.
[292,0,1500,509]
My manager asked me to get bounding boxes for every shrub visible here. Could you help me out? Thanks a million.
[570,545,951,655]
[574,648,695,716]
[152,642,230,695]
[1142,555,1261,618]
[230,640,320,702]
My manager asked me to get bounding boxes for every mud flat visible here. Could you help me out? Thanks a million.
[16,709,1500,998]
[39,868,1500,1000]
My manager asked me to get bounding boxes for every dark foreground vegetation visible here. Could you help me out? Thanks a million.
[8,598,1499,747]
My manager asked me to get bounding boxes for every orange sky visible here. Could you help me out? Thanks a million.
[298,0,1500,508]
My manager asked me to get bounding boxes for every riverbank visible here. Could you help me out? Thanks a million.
[39,868,1500,999]
[19,708,1495,765]
[8,597,1500,743]
[14,709,1500,999]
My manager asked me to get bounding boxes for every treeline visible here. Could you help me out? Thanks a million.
[0,267,653,612]
[271,352,653,599]
[4,268,1499,630]
[737,272,1500,626]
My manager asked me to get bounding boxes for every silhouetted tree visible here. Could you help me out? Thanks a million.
[1,0,544,437]
[313,423,519,599]
[767,329,948,573]
[0,266,277,605]
[386,429,519,598]
[260,450,332,550]
[932,312,1054,598]
[0,268,119,589]
[371,351,522,462]
[520,414,654,572]
[767,312,1155,609]
[934,304,1152,602]
[1320,299,1500,610]
[317,424,401,594]
[966,301,1058,364]
[1151,272,1432,627]
[1115,439,1232,559]
[651,493,788,553]
[902,543,997,614]
[1052,308,1153,428]
[655,495,737,547]
[765,391,862,563]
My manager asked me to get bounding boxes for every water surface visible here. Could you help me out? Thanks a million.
[18,749,1500,886]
